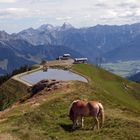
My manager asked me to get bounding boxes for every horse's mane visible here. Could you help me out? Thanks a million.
[98,102,104,111]
[68,100,80,116]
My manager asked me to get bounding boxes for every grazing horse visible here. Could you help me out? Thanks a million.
[68,100,104,130]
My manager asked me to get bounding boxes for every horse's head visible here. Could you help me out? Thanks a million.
[68,100,80,122]
[68,108,74,121]
[68,101,76,122]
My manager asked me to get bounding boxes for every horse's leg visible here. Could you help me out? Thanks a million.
[81,116,84,128]
[72,117,77,130]
[95,117,99,130]
[75,119,78,126]
[92,117,96,130]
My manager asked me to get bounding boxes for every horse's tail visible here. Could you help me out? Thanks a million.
[98,102,104,128]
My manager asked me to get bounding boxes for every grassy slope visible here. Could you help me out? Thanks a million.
[0,64,140,140]
[0,64,40,111]
[0,79,29,110]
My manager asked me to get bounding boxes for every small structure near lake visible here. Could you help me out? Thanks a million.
[43,64,49,71]
[57,54,71,60]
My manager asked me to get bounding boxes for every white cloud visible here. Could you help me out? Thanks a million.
[135,9,140,16]
[0,8,29,19]
[119,11,133,17]
[84,14,91,18]
[0,0,16,3]
[5,8,27,13]
[125,0,139,3]
[106,10,118,18]
[0,0,140,33]
[56,16,72,21]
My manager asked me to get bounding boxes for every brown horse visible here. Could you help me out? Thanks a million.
[68,100,104,130]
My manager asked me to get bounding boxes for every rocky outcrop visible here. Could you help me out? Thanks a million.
[31,79,62,96]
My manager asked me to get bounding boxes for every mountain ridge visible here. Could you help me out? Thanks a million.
[0,22,140,75]
[0,37,82,75]
[14,22,140,62]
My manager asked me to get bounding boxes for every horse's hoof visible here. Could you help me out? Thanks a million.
[72,128,76,131]
[72,126,76,130]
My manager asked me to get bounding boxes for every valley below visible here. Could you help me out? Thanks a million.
[102,60,140,77]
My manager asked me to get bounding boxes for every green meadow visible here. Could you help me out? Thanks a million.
[0,64,140,140]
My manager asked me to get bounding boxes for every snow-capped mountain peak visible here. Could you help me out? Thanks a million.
[38,24,54,32]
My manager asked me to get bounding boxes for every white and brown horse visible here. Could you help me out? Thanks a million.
[68,100,104,130]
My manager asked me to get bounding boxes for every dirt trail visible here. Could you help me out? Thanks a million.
[47,59,74,66]
[0,133,20,140]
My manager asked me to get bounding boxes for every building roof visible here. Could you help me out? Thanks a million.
[63,54,71,57]
[74,58,88,61]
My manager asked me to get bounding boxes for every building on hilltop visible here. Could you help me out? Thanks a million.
[57,54,71,60]
[74,58,88,64]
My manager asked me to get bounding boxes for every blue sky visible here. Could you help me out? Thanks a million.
[0,0,140,33]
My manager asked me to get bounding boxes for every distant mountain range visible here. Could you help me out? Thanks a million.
[0,22,140,75]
